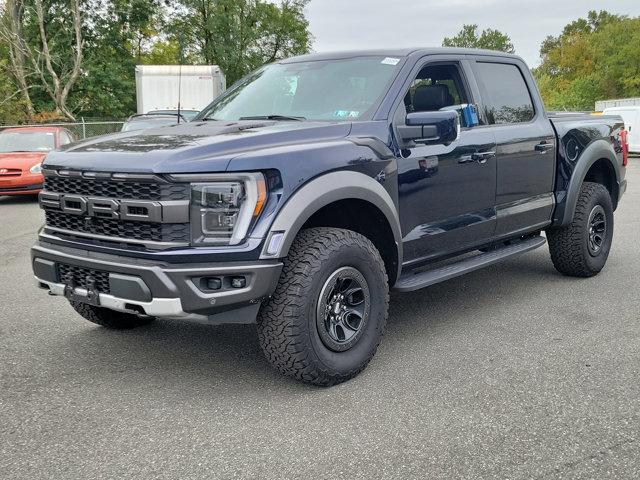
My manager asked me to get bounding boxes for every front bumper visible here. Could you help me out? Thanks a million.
[31,241,283,324]
[0,183,43,195]
[0,172,43,195]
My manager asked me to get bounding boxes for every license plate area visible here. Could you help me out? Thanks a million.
[63,282,101,306]
[58,263,106,307]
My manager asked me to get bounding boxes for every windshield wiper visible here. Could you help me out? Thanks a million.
[239,115,306,122]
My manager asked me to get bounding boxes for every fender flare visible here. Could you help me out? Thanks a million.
[259,170,402,280]
[555,139,620,227]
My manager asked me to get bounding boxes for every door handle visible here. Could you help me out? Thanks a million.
[535,141,553,153]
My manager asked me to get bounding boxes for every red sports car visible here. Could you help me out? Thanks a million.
[0,126,76,196]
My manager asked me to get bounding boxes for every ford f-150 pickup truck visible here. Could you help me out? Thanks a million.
[31,48,628,386]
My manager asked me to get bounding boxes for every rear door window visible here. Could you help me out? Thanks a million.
[475,62,535,124]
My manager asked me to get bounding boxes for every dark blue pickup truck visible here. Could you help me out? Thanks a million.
[32,48,628,386]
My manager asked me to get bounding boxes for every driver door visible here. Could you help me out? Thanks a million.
[394,59,497,265]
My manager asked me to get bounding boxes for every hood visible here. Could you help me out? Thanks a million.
[0,152,47,172]
[43,120,353,173]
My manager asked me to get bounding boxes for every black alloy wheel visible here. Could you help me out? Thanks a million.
[316,266,371,352]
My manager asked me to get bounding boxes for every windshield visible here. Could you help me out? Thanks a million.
[0,131,56,153]
[198,56,403,122]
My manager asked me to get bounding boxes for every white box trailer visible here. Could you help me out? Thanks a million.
[603,106,640,153]
[595,97,640,111]
[135,65,226,115]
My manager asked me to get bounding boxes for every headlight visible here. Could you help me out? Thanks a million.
[30,163,42,174]
[190,173,266,246]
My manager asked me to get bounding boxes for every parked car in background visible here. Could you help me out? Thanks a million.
[121,113,187,132]
[149,109,200,121]
[603,106,640,153]
[0,126,75,196]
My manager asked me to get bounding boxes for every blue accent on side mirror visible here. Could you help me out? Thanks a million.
[462,104,479,128]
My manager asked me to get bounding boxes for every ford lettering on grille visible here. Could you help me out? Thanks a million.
[39,192,163,223]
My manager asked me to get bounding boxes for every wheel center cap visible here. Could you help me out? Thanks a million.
[333,302,341,315]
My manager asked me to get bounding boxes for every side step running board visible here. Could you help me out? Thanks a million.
[394,236,546,293]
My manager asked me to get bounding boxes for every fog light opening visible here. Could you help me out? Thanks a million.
[206,277,222,290]
[199,277,222,291]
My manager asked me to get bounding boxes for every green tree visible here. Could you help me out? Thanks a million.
[0,0,36,118]
[0,41,29,124]
[535,10,640,111]
[173,0,312,85]
[70,0,164,118]
[0,0,165,121]
[443,24,515,53]
[141,40,183,65]
[0,0,313,122]
[0,0,85,120]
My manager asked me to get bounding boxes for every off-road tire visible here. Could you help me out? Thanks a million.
[257,227,389,386]
[547,182,614,277]
[71,302,155,329]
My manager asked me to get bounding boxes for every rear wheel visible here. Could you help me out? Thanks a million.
[257,227,389,386]
[70,302,155,329]
[546,182,614,277]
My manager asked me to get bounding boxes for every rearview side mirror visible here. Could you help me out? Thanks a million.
[398,110,459,147]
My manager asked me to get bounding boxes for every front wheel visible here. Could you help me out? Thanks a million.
[257,227,389,386]
[546,182,614,277]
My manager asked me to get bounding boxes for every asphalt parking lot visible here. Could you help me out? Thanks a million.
[1,160,639,480]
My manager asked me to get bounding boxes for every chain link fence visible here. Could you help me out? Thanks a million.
[0,119,124,140]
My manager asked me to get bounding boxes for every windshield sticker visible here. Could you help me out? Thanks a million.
[334,110,360,119]
[381,57,400,66]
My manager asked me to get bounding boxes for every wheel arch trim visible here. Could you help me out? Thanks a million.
[259,170,402,281]
[555,139,620,227]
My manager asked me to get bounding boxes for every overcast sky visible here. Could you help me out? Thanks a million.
[305,0,640,67]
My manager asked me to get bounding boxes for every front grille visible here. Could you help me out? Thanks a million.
[58,263,111,294]
[41,170,190,247]
[45,210,189,243]
[43,175,188,200]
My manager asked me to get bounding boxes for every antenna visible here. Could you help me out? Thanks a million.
[177,64,182,124]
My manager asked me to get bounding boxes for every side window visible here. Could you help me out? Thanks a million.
[402,63,474,125]
[475,62,535,124]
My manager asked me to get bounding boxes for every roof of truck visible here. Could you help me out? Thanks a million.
[281,48,523,64]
